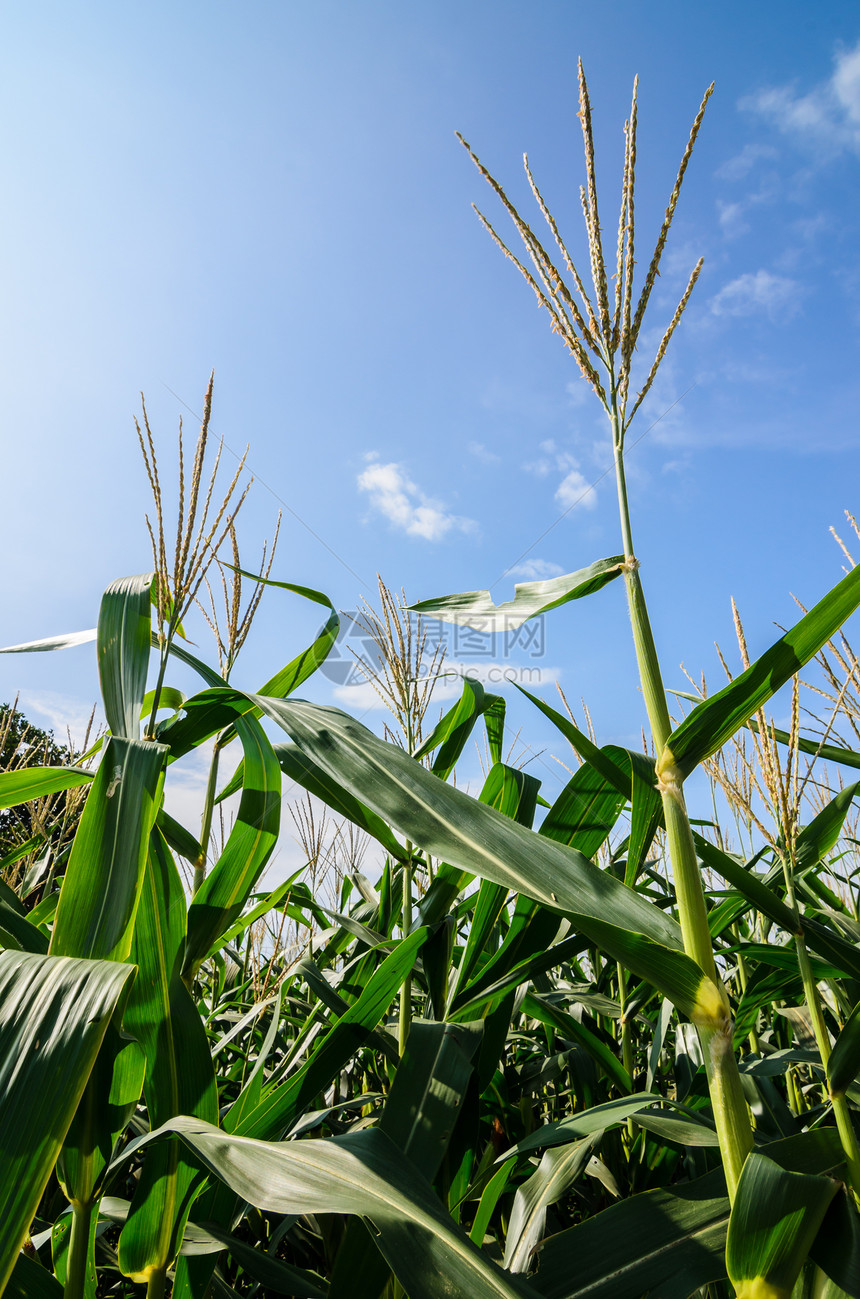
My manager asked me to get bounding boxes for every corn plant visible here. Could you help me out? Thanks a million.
[4,67,860,1299]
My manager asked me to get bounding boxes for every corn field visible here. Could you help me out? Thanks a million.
[4,66,860,1299]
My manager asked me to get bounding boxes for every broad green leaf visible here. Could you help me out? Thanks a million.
[156,807,204,863]
[827,996,860,1098]
[182,713,281,978]
[252,698,719,1023]
[218,735,409,862]
[205,872,300,959]
[119,832,218,1281]
[97,572,154,740]
[505,1133,602,1273]
[667,561,860,776]
[414,677,488,779]
[726,1152,837,1299]
[539,749,627,857]
[4,1253,64,1297]
[0,950,135,1291]
[50,736,167,962]
[529,1167,729,1299]
[0,878,48,952]
[794,781,860,873]
[0,764,93,809]
[134,1117,535,1299]
[411,556,625,630]
[501,1094,699,1159]
[515,684,661,880]
[0,627,97,653]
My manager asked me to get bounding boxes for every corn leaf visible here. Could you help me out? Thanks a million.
[97,572,154,740]
[726,1153,837,1299]
[505,1133,602,1273]
[182,713,281,978]
[50,736,167,962]
[252,698,717,1021]
[0,764,93,808]
[0,950,135,1291]
[133,1117,536,1299]
[411,557,625,630]
[667,562,860,776]
[119,831,219,1281]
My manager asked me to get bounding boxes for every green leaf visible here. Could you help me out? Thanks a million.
[182,713,281,978]
[750,720,860,773]
[0,950,135,1291]
[0,764,93,809]
[252,698,717,1022]
[97,573,154,740]
[0,627,97,653]
[530,1167,729,1299]
[0,878,49,952]
[538,750,627,858]
[119,831,218,1281]
[828,996,860,1098]
[135,1117,535,1299]
[233,924,430,1140]
[794,781,860,873]
[51,736,168,962]
[50,736,167,962]
[411,557,625,630]
[414,677,489,779]
[505,1133,602,1273]
[521,991,631,1094]
[4,1254,64,1298]
[726,1152,838,1299]
[667,560,860,776]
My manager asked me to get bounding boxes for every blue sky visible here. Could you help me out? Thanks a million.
[2,2,860,856]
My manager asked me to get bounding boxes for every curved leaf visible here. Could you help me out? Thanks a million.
[97,573,154,740]
[411,557,625,631]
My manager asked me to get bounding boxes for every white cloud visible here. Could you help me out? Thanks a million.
[468,440,501,465]
[556,469,597,510]
[357,458,476,541]
[523,442,598,511]
[505,558,564,580]
[17,691,102,751]
[710,270,800,320]
[742,39,860,156]
[716,142,779,181]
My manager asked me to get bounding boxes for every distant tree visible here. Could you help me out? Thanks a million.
[0,700,89,892]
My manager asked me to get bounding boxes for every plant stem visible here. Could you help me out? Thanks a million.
[145,1268,167,1299]
[192,737,222,895]
[64,1201,93,1299]
[399,847,413,1056]
[610,409,754,1200]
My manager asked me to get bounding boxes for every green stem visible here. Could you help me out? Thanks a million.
[64,1201,94,1299]
[192,738,222,895]
[145,1269,167,1299]
[399,847,413,1056]
[611,410,754,1200]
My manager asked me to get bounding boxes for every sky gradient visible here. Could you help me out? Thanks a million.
[2,2,860,860]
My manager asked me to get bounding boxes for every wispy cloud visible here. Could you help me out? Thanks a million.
[710,270,800,320]
[523,440,598,511]
[357,458,476,541]
[505,558,564,580]
[742,39,860,156]
[468,440,501,465]
[716,142,779,181]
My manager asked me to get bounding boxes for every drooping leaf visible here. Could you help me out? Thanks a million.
[51,736,168,962]
[0,951,135,1291]
[505,1133,602,1273]
[726,1153,838,1299]
[251,698,718,1023]
[97,572,154,741]
[411,557,625,630]
[131,1117,535,1299]
[0,627,97,653]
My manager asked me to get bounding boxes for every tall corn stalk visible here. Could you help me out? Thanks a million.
[457,63,755,1198]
